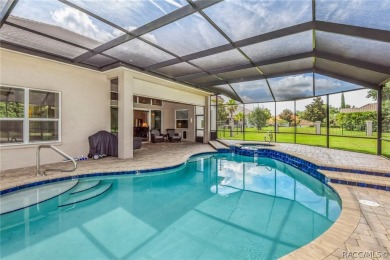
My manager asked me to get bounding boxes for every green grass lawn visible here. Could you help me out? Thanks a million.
[217,127,389,156]
[239,126,390,138]
[382,140,390,158]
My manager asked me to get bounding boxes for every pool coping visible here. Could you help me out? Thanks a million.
[0,146,371,259]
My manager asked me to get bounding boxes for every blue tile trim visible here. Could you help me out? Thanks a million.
[0,151,219,196]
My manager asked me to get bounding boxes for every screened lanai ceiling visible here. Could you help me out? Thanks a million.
[0,0,389,103]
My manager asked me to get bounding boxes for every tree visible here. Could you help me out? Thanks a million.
[301,97,326,122]
[225,99,238,126]
[368,83,390,127]
[383,83,390,125]
[366,89,378,100]
[0,101,24,118]
[368,84,390,101]
[217,99,228,125]
[279,109,294,123]
[249,107,271,130]
[296,110,305,118]
[341,93,346,108]
[336,111,377,131]
[234,112,244,131]
[329,105,340,126]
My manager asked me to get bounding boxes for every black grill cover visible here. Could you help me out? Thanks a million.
[88,131,118,157]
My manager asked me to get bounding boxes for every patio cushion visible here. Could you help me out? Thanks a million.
[151,129,164,143]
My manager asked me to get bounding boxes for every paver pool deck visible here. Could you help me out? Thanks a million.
[1,141,390,259]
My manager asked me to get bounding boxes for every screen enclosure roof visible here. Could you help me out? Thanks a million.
[1,0,389,103]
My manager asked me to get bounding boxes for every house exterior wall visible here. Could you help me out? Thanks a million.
[133,78,205,106]
[0,50,210,170]
[162,102,195,142]
[0,49,109,171]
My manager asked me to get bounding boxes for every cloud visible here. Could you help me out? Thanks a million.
[269,74,313,101]
[143,13,228,56]
[320,2,350,21]
[315,75,362,95]
[104,38,174,67]
[204,0,312,41]
[165,0,186,9]
[51,6,115,42]
[315,77,341,90]
[231,80,273,103]
[316,0,390,30]
[150,0,170,15]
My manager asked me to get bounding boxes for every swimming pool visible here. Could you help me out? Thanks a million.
[0,153,341,259]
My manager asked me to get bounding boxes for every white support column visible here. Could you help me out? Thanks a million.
[366,120,373,137]
[315,121,321,135]
[117,70,133,159]
[204,96,210,143]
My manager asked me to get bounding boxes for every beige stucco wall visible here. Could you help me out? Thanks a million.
[0,49,110,170]
[105,68,209,107]
[162,102,196,142]
[133,78,205,106]
[0,50,211,170]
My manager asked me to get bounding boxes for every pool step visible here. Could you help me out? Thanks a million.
[319,170,390,189]
[58,181,113,207]
[0,180,78,215]
[69,180,101,194]
[208,140,229,150]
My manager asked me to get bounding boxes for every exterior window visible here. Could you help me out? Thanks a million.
[0,87,24,118]
[152,99,162,106]
[176,109,188,128]
[0,86,60,145]
[196,106,204,140]
[29,90,60,142]
[0,120,23,143]
[111,107,118,134]
[111,92,118,101]
[139,96,151,104]
[133,95,138,103]
[0,87,24,143]
[29,121,59,142]
[110,79,118,107]
[110,78,118,135]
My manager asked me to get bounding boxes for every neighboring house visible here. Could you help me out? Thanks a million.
[298,119,313,127]
[340,103,377,113]
[267,116,290,127]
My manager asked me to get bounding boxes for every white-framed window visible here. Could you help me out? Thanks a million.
[0,85,61,145]
[175,109,188,129]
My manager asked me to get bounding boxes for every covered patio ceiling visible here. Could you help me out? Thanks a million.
[1,0,389,103]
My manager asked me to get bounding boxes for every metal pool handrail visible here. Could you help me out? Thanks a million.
[36,145,77,176]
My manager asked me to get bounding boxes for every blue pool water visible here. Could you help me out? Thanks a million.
[0,153,341,259]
